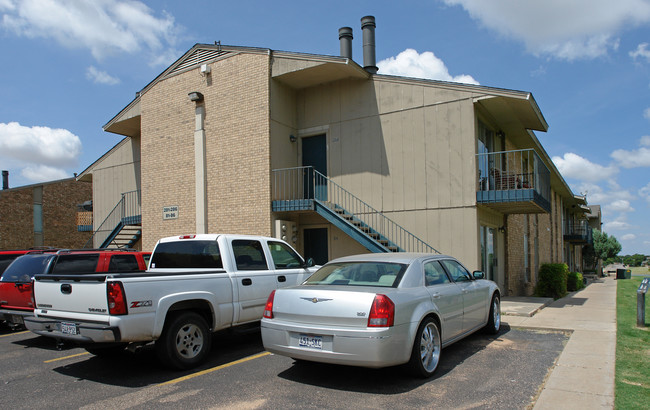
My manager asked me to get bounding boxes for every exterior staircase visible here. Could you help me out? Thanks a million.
[84,190,142,249]
[272,167,439,254]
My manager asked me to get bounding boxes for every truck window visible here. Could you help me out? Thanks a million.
[232,240,268,271]
[51,254,100,274]
[108,254,140,272]
[150,241,223,269]
[268,241,303,269]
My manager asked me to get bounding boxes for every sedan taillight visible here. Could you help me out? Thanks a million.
[368,294,394,327]
[263,290,276,319]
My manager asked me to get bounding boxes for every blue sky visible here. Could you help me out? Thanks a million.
[1,0,649,255]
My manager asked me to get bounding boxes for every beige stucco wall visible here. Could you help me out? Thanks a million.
[280,75,483,268]
[140,52,271,250]
[88,137,141,247]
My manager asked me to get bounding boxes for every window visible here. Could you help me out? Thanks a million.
[108,254,140,272]
[304,262,407,287]
[1,254,55,282]
[232,240,268,271]
[424,261,451,286]
[440,260,471,282]
[150,240,222,269]
[268,241,303,269]
[51,254,100,274]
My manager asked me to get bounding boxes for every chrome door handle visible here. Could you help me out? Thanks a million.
[432,292,441,299]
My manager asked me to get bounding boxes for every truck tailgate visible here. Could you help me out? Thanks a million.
[33,275,109,316]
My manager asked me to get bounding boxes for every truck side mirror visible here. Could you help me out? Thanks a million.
[303,257,315,268]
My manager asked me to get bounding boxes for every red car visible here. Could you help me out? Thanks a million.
[0,249,150,328]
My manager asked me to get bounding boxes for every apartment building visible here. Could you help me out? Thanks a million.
[84,17,594,295]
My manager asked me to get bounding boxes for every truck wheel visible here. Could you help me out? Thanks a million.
[85,345,126,357]
[408,317,441,378]
[156,311,211,370]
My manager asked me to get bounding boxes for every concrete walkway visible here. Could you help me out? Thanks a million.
[502,276,617,409]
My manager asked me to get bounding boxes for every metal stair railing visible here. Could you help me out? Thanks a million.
[83,190,141,248]
[272,167,439,254]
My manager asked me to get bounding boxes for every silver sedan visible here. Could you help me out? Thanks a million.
[261,253,501,377]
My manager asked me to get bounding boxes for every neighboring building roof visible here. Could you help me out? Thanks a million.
[587,204,602,219]
[0,177,79,193]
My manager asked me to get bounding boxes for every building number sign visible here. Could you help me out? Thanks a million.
[163,205,179,220]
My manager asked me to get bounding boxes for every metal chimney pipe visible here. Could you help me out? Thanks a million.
[2,170,8,190]
[361,15,378,74]
[339,27,353,59]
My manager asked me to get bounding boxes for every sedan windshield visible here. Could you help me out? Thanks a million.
[304,262,407,287]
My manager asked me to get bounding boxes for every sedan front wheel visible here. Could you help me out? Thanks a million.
[408,317,441,378]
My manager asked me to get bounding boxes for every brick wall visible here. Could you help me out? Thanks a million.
[140,52,271,250]
[0,179,92,249]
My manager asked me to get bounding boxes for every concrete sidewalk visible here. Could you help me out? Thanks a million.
[502,276,617,409]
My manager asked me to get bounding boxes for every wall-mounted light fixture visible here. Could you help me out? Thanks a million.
[289,134,297,143]
[496,130,505,139]
[498,226,506,233]
[188,91,204,102]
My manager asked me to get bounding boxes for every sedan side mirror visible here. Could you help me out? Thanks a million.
[472,271,485,280]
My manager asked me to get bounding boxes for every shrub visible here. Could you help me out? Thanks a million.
[567,272,585,292]
[535,263,568,299]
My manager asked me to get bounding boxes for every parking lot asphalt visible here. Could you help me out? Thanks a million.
[0,323,569,409]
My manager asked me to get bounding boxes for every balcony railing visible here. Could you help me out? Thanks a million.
[476,149,551,214]
[564,223,593,244]
[83,190,141,248]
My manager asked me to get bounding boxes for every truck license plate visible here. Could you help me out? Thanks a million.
[10,315,24,325]
[298,334,322,350]
[60,322,78,335]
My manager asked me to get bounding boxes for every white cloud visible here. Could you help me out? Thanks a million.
[0,0,181,65]
[0,122,81,183]
[377,49,479,84]
[576,182,607,203]
[86,66,120,85]
[621,233,636,240]
[441,0,650,60]
[640,182,650,204]
[552,152,618,182]
[630,43,650,61]
[603,218,633,231]
[21,165,70,182]
[610,137,650,168]
[604,199,634,213]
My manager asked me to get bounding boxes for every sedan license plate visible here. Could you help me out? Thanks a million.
[299,334,322,350]
[60,322,78,335]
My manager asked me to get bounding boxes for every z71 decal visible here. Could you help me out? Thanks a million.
[130,300,153,308]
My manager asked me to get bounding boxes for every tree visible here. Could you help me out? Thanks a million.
[622,254,647,267]
[593,230,622,263]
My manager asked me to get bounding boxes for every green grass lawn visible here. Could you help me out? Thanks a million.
[615,274,650,409]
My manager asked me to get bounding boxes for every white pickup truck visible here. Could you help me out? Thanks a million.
[25,234,317,369]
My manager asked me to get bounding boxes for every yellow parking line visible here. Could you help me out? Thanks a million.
[44,352,90,363]
[160,351,271,386]
[0,330,30,338]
